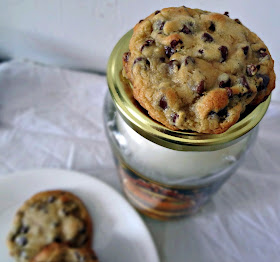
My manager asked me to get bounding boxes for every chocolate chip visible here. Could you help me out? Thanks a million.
[242,46,249,56]
[170,40,177,48]
[79,225,87,234]
[15,236,28,246]
[140,39,155,52]
[171,113,179,123]
[62,208,70,216]
[123,52,130,62]
[198,49,204,54]
[181,25,191,34]
[246,64,258,77]
[48,196,56,203]
[155,20,166,31]
[53,221,60,228]
[217,108,228,121]
[54,236,62,243]
[164,46,175,58]
[209,22,215,32]
[219,78,231,88]
[241,76,251,91]
[168,60,181,70]
[139,19,143,23]
[146,39,154,45]
[202,33,214,42]
[217,108,227,117]
[196,80,205,95]
[225,87,233,98]
[209,109,228,121]
[155,10,160,15]
[159,21,165,30]
[170,39,183,48]
[246,93,253,99]
[133,57,150,67]
[258,48,268,58]
[256,74,270,91]
[19,225,29,234]
[159,57,165,62]
[235,18,242,24]
[133,57,143,64]
[185,56,195,65]
[224,11,229,17]
[35,203,48,212]
[159,97,168,110]
[219,46,228,62]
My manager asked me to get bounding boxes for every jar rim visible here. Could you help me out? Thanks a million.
[107,29,271,151]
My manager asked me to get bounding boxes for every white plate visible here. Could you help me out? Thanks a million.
[0,169,159,262]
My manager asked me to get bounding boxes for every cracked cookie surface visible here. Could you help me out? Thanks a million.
[7,190,92,262]
[32,243,98,262]
[123,6,275,133]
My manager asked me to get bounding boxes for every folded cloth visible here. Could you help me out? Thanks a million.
[0,59,119,189]
[0,60,279,262]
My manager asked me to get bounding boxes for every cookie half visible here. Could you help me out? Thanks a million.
[123,6,275,133]
[7,190,93,262]
[32,243,98,262]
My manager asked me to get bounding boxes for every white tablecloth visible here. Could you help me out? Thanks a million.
[0,60,280,262]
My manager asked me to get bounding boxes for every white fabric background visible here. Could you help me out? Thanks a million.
[0,0,279,76]
[0,60,279,262]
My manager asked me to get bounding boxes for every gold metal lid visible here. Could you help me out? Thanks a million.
[107,30,271,151]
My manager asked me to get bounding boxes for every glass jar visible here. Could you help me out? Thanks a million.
[104,30,271,220]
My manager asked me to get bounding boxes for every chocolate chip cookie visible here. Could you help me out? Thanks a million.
[7,190,92,262]
[32,243,98,262]
[123,6,276,133]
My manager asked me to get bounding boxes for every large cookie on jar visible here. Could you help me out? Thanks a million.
[123,6,275,134]
[7,190,93,262]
